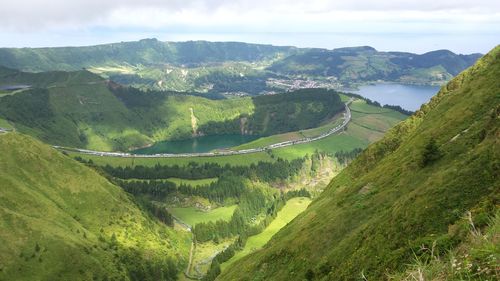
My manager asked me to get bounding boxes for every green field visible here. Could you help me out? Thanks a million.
[167,177,218,187]
[221,197,311,271]
[272,99,406,160]
[0,118,13,129]
[169,205,237,227]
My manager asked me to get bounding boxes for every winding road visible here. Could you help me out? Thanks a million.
[18,98,353,158]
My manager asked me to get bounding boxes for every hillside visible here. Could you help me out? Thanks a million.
[0,133,190,280]
[218,46,499,280]
[0,69,343,151]
[198,89,344,136]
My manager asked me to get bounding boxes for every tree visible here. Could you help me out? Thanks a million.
[421,138,441,166]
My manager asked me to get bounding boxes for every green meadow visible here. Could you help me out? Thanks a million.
[169,205,238,227]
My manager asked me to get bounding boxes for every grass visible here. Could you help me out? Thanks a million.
[0,118,13,129]
[166,177,218,187]
[169,205,237,227]
[221,197,312,271]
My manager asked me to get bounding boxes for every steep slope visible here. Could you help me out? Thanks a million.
[219,47,499,280]
[0,133,190,280]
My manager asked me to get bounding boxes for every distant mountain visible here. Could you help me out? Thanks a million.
[0,39,296,71]
[0,133,189,280]
[0,40,481,94]
[268,46,482,85]
[219,46,499,280]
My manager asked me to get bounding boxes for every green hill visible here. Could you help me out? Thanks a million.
[218,46,499,280]
[0,133,190,280]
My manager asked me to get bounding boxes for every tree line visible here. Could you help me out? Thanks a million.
[335,148,363,166]
[101,157,305,183]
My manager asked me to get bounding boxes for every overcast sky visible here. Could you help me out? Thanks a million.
[0,0,498,53]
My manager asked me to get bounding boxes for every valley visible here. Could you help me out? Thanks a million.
[0,37,497,281]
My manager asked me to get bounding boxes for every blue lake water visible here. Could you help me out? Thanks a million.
[0,84,31,91]
[352,83,441,111]
[132,134,259,154]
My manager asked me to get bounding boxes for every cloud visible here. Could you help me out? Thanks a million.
[1,0,499,31]
[0,0,498,53]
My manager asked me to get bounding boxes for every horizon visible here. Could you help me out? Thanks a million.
[0,0,498,54]
[0,36,491,55]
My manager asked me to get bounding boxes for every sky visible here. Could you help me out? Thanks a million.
[0,0,498,54]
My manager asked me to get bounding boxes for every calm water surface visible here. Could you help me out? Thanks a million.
[353,83,440,111]
[132,134,259,154]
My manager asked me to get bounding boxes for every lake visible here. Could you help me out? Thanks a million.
[132,134,260,154]
[352,83,441,111]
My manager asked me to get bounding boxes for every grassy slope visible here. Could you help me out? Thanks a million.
[0,133,190,280]
[0,69,256,151]
[390,210,499,280]
[218,47,500,280]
